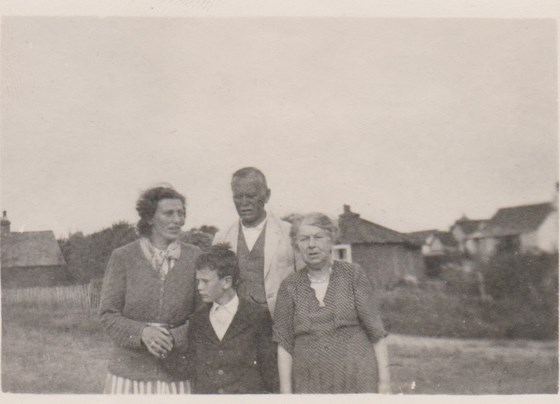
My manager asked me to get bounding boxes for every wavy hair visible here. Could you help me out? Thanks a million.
[136,186,186,237]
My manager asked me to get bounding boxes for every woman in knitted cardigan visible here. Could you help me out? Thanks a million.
[99,186,201,394]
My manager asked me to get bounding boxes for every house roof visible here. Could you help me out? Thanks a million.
[337,205,414,245]
[428,231,458,247]
[1,231,67,268]
[407,230,438,245]
[471,202,553,239]
[451,217,487,235]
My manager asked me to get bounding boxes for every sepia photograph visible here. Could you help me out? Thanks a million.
[1,0,558,400]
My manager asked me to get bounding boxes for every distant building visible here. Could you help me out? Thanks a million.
[335,205,425,287]
[449,216,488,255]
[423,231,459,256]
[467,201,558,260]
[407,229,438,255]
[1,211,73,288]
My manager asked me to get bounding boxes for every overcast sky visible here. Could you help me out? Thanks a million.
[1,17,557,238]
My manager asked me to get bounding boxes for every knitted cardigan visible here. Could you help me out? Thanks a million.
[98,240,201,381]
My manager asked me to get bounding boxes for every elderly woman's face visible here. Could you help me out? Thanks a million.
[296,224,334,269]
[149,198,185,246]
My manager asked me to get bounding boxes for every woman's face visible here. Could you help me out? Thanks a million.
[149,198,186,248]
[295,224,334,269]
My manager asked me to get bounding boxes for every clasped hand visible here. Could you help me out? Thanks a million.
[141,325,174,358]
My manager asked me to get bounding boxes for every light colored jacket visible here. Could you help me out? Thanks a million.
[213,211,301,317]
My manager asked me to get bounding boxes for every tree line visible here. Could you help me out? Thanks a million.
[57,222,218,284]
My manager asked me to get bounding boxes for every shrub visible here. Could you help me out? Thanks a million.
[58,222,138,282]
[479,252,558,301]
[382,281,558,340]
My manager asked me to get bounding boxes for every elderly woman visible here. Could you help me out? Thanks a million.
[99,186,200,394]
[273,213,391,394]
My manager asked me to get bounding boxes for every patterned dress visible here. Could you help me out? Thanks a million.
[273,260,387,393]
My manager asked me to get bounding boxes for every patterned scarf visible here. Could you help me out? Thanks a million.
[140,238,182,280]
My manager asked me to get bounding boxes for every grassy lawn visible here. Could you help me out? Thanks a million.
[2,305,109,393]
[2,304,558,394]
[388,335,558,394]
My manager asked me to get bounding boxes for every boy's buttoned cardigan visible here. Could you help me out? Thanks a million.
[187,298,278,394]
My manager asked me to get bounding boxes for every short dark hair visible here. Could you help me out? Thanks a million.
[136,186,186,237]
[195,243,239,288]
[231,167,268,190]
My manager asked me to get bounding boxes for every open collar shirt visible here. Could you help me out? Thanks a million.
[240,214,268,251]
[209,293,240,340]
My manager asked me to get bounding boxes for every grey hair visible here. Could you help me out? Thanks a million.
[231,167,268,190]
[289,212,339,247]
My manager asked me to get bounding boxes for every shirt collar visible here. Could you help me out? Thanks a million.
[212,293,239,315]
[240,213,267,233]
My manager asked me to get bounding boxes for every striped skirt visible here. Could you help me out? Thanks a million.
[103,373,191,394]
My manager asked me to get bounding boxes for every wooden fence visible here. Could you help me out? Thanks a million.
[2,283,101,310]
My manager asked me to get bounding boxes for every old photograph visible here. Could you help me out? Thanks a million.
[1,1,558,399]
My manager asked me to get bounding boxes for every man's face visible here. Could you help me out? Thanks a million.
[196,267,228,303]
[231,176,270,227]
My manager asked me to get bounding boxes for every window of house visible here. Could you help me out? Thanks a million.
[332,244,352,263]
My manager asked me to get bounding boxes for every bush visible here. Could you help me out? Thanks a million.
[58,222,138,282]
[58,222,220,282]
[479,252,558,301]
[382,282,558,340]
[180,230,213,249]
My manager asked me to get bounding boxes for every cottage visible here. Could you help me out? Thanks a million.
[1,211,72,288]
[423,231,459,256]
[407,229,438,255]
[467,202,558,260]
[407,230,438,244]
[449,216,487,255]
[335,205,425,288]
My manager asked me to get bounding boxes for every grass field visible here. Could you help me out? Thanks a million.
[2,303,557,394]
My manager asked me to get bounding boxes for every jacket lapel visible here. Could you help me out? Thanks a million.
[227,222,240,252]
[221,299,253,342]
[263,213,280,279]
[198,305,222,344]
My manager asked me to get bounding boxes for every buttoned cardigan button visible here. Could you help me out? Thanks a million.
[218,369,224,375]
[218,388,224,394]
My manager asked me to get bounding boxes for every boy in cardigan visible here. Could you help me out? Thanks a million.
[187,244,277,394]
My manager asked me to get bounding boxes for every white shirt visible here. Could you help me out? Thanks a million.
[310,281,329,307]
[209,293,239,341]
[241,216,267,251]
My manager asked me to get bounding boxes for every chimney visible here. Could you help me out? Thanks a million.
[1,210,11,237]
[341,204,360,218]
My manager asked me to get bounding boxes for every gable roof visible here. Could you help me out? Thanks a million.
[407,230,438,245]
[451,217,487,235]
[472,203,553,239]
[337,205,414,245]
[1,231,67,268]
[428,231,458,247]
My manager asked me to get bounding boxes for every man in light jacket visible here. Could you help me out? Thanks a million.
[213,167,301,319]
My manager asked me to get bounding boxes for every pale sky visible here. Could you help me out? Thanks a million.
[1,17,557,238]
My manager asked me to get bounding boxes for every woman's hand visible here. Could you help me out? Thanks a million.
[141,325,174,358]
[373,338,391,394]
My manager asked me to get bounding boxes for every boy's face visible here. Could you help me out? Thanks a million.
[196,267,228,303]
